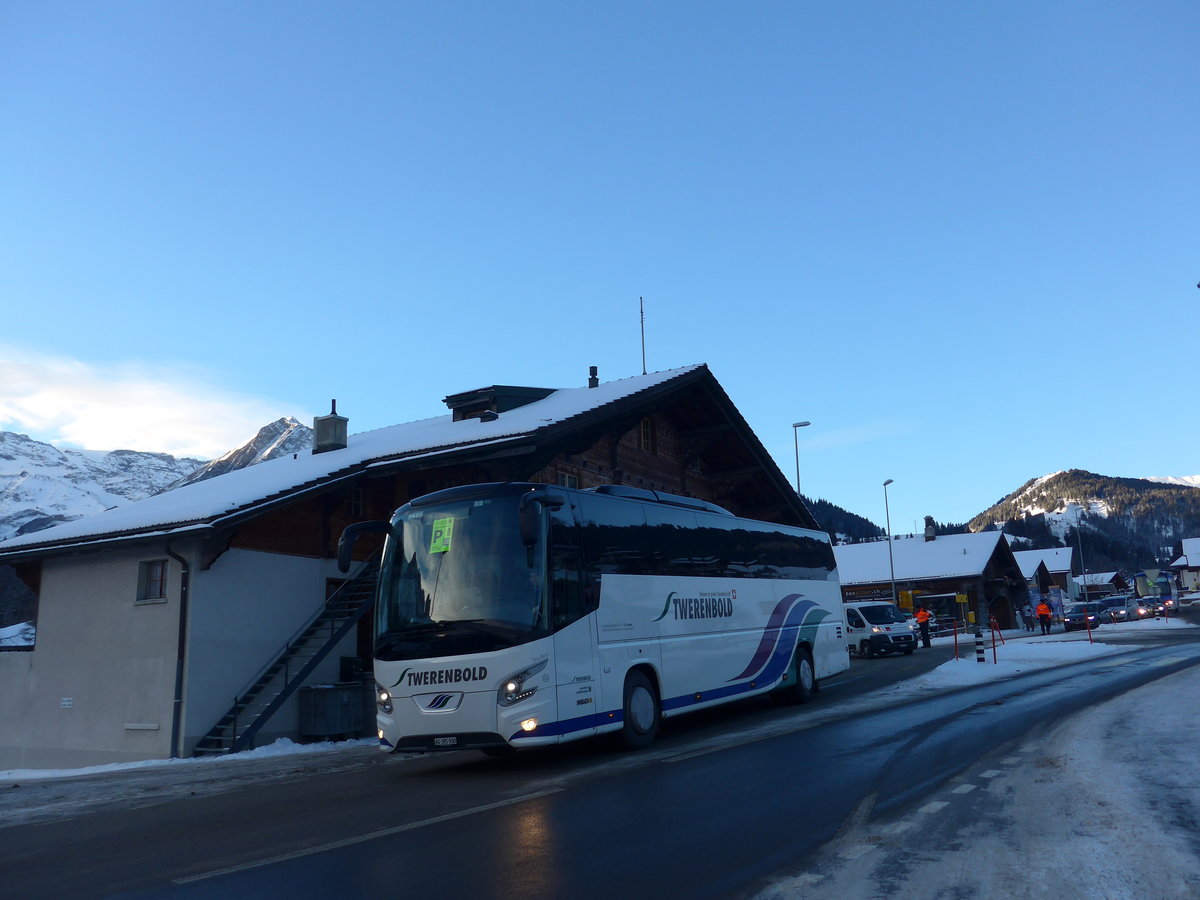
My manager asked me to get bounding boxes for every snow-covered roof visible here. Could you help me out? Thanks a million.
[1073,572,1120,587]
[1169,536,1200,568]
[0,365,704,555]
[834,531,1005,585]
[1012,547,1074,578]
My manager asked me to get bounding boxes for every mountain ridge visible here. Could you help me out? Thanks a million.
[0,432,206,539]
[967,468,1200,572]
[169,417,311,489]
[0,419,313,542]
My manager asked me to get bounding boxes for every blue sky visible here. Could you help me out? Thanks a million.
[2,2,1196,533]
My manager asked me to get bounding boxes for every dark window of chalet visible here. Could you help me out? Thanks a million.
[407,479,427,502]
[556,471,579,489]
[639,417,656,454]
[346,488,364,518]
[138,559,168,602]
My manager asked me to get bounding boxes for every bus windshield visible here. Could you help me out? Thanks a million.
[375,495,548,661]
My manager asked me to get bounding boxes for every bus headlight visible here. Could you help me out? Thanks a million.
[498,660,547,707]
[376,683,393,714]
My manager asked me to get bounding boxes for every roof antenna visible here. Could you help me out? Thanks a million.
[640,296,647,375]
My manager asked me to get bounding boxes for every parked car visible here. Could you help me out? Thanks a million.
[1062,602,1106,632]
[1100,594,1131,623]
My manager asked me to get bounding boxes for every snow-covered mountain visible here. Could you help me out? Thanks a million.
[968,469,1200,570]
[0,418,313,541]
[0,433,206,540]
[169,417,311,489]
[1144,475,1200,488]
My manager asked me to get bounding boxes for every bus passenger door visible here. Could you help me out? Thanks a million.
[549,504,600,739]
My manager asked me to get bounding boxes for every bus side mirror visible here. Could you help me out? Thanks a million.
[337,520,396,573]
[519,490,565,546]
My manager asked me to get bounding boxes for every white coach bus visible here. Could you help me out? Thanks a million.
[339,482,849,755]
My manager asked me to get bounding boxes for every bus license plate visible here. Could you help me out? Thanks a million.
[434,737,458,747]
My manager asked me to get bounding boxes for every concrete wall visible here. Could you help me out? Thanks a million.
[181,547,356,754]
[0,542,362,770]
[0,545,180,770]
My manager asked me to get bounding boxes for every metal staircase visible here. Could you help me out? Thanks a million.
[192,557,379,756]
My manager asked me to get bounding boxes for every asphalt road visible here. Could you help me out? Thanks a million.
[4,629,1197,900]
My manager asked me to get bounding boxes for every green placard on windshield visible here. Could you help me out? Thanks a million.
[430,517,454,553]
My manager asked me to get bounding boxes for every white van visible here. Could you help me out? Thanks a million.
[843,601,918,657]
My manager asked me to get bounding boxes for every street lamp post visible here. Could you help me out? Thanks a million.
[1074,513,1088,604]
[791,421,810,495]
[883,479,897,605]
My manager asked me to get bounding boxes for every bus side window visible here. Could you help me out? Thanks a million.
[550,506,589,628]
[577,493,650,587]
[643,505,700,576]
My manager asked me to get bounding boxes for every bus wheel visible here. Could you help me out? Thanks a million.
[772,646,816,705]
[619,670,660,750]
[793,646,816,703]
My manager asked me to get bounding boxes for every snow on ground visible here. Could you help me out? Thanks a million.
[903,616,1191,686]
[761,616,1200,900]
[0,735,377,784]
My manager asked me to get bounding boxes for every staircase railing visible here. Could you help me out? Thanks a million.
[193,553,379,755]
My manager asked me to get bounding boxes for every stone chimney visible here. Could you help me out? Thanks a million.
[588,366,599,388]
[312,400,348,454]
[924,515,936,542]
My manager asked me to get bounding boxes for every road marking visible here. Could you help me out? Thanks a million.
[174,788,564,884]
[951,783,976,794]
[1001,756,1022,765]
[979,770,1001,779]
[884,821,914,835]
[1149,657,1186,667]
[919,801,949,814]
[1020,743,1037,753]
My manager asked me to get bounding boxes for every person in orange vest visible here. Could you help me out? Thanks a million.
[1036,599,1053,634]
[915,605,933,648]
